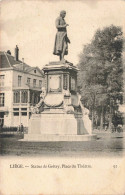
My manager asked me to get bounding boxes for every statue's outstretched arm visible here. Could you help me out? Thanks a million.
[55,18,67,29]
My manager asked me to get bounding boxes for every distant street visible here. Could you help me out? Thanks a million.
[0,131,125,157]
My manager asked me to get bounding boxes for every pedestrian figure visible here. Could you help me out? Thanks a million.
[0,120,2,129]
[17,125,20,133]
[117,124,123,133]
[111,123,115,133]
[20,123,24,133]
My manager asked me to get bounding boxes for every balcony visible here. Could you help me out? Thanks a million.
[26,83,42,91]
[13,83,42,91]
[13,103,29,107]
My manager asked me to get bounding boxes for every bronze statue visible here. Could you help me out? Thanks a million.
[53,10,70,62]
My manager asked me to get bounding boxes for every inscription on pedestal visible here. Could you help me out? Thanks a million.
[48,75,61,92]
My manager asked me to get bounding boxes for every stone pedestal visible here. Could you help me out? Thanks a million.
[23,62,96,142]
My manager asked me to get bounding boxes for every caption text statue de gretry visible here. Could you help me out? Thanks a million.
[23,11,96,142]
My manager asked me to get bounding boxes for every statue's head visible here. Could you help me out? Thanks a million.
[60,10,66,18]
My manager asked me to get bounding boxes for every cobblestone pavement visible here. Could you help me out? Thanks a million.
[0,131,125,157]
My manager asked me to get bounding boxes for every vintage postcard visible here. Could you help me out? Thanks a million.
[0,0,125,194]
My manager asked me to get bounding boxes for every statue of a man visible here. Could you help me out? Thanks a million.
[53,10,70,62]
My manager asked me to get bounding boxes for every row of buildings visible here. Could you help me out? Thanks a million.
[0,46,44,127]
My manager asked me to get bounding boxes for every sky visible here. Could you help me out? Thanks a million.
[0,0,125,68]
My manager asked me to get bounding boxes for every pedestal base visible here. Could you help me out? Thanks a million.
[21,113,97,142]
[27,113,89,135]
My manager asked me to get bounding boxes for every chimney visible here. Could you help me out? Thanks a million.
[15,45,19,61]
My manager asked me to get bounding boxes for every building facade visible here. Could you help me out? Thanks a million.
[0,48,44,127]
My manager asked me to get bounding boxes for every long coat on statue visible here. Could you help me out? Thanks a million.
[53,16,70,56]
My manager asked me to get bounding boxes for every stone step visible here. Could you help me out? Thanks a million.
[21,134,97,142]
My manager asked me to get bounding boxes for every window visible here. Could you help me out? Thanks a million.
[39,80,42,88]
[21,108,27,111]
[13,112,19,116]
[13,91,20,103]
[18,76,22,87]
[0,93,4,107]
[21,90,28,103]
[30,92,40,105]
[0,75,5,86]
[34,94,39,104]
[31,92,35,104]
[34,69,36,73]
[21,112,27,116]
[33,79,36,87]
[27,78,31,85]
[13,108,19,111]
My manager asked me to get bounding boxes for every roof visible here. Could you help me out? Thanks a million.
[0,52,11,68]
[0,51,44,76]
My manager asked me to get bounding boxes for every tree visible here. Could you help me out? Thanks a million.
[78,25,123,130]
